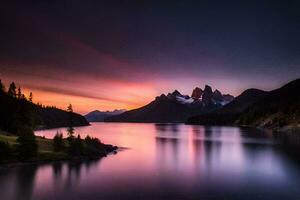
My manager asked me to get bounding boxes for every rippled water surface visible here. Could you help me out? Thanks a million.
[1,123,300,200]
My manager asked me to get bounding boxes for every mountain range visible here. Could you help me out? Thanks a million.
[105,85,234,123]
[103,78,300,129]
[85,109,126,122]
[187,78,300,129]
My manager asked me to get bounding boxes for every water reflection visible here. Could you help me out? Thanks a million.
[155,123,180,136]
[0,165,38,200]
[155,125,244,173]
[15,165,37,200]
[1,123,300,200]
[53,159,101,192]
[156,137,180,169]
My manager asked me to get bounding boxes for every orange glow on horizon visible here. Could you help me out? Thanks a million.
[21,83,157,115]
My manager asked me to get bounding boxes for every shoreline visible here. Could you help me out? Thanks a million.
[0,130,119,168]
[34,123,91,131]
[0,145,119,169]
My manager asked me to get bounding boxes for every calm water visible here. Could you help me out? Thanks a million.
[1,123,300,200]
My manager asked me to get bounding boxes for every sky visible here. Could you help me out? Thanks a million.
[0,0,299,114]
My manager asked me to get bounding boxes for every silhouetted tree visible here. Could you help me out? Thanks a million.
[21,94,26,100]
[67,104,74,133]
[29,92,33,102]
[67,126,75,139]
[17,87,22,99]
[8,82,17,97]
[0,79,4,92]
[84,135,106,156]
[67,104,73,112]
[16,128,38,159]
[68,134,84,157]
[84,135,102,146]
[53,131,65,152]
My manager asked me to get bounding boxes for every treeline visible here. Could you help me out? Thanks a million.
[53,129,117,158]
[0,79,88,161]
[0,129,117,162]
[0,80,38,135]
[0,80,33,101]
[0,79,89,135]
[0,81,39,160]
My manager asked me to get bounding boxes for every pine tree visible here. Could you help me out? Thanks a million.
[17,87,22,99]
[67,104,73,112]
[53,131,65,152]
[0,79,4,92]
[21,94,26,100]
[68,134,84,157]
[29,92,33,102]
[16,128,38,159]
[67,126,75,139]
[67,104,74,128]
[8,82,17,97]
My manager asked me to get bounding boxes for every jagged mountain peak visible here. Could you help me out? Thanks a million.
[213,89,223,101]
[202,85,214,105]
[204,85,213,92]
[214,89,221,94]
[171,90,182,96]
[155,85,234,107]
[156,94,168,101]
[106,84,235,123]
[191,87,203,99]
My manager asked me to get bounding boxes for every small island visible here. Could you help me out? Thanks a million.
[0,80,117,165]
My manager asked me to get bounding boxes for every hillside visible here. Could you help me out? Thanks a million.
[105,95,199,123]
[238,78,300,129]
[36,106,89,129]
[0,91,89,135]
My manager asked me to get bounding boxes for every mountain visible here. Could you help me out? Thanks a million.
[85,109,126,122]
[0,91,89,135]
[238,78,300,129]
[186,89,268,125]
[191,87,203,99]
[187,78,300,129]
[105,86,234,123]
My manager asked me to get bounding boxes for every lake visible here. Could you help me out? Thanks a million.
[1,123,300,200]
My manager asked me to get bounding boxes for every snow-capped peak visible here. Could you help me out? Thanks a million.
[176,96,194,104]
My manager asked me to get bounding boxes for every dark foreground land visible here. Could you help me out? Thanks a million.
[0,130,118,166]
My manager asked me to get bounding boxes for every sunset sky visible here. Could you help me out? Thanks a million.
[0,1,299,114]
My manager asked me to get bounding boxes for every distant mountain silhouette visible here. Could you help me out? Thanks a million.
[187,78,300,129]
[85,109,126,122]
[105,86,233,123]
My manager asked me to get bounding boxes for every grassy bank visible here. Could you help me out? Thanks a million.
[0,130,117,164]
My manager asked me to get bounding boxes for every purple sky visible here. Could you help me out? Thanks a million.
[0,1,299,114]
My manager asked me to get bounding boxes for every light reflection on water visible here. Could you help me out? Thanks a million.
[1,123,300,200]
